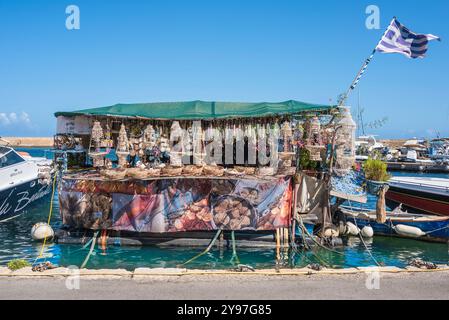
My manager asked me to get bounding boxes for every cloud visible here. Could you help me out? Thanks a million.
[0,112,31,126]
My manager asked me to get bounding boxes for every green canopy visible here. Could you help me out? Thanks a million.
[55,100,335,120]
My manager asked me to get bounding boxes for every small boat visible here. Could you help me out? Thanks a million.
[386,176,449,216]
[341,206,449,243]
[0,145,54,222]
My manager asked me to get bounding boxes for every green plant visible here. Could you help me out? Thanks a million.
[7,259,31,271]
[298,148,318,171]
[363,158,391,182]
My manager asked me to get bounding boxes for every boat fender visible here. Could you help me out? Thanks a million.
[361,225,374,238]
[345,222,360,236]
[356,212,370,219]
[31,223,54,241]
[393,224,426,238]
[323,227,339,238]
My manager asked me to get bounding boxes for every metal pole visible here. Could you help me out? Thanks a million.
[338,49,377,106]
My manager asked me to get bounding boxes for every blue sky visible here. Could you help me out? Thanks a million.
[0,0,447,138]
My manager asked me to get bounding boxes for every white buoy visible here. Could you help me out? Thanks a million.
[323,227,339,238]
[394,224,426,238]
[346,222,360,236]
[361,225,374,238]
[31,223,54,241]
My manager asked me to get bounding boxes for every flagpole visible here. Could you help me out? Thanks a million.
[338,17,396,106]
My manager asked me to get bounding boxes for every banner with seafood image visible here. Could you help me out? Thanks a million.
[111,177,292,233]
[59,176,292,232]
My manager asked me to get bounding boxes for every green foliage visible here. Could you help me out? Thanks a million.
[363,158,391,182]
[298,148,318,170]
[7,259,31,271]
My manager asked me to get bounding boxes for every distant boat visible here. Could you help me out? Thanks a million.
[386,176,449,216]
[342,206,449,243]
[0,145,54,222]
[355,135,386,161]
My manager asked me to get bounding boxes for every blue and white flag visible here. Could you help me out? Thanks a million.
[376,18,440,59]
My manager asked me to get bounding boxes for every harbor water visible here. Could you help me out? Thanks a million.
[0,148,448,270]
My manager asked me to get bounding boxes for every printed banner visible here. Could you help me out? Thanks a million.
[60,177,292,232]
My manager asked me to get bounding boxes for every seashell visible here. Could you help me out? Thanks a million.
[186,211,197,221]
[190,205,201,213]
[231,209,241,219]
[230,219,241,230]
[240,216,251,227]
[196,199,208,207]
[239,206,249,215]
[174,219,184,231]
[271,207,280,216]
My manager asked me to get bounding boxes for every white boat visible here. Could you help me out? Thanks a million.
[355,135,386,160]
[0,145,54,222]
[355,135,385,152]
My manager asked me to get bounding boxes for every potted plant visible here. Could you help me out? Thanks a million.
[363,158,391,195]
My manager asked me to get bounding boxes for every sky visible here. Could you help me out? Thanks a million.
[0,0,448,139]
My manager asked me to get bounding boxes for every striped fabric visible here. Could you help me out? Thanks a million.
[376,18,440,59]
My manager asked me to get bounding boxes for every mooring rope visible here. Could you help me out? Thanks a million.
[230,231,240,265]
[298,216,345,256]
[32,172,58,267]
[348,200,381,267]
[80,231,99,269]
[182,229,222,266]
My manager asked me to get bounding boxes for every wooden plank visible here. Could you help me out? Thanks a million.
[330,190,367,204]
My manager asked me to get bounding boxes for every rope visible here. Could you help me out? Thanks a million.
[32,172,58,266]
[80,231,99,269]
[298,217,345,256]
[296,218,334,268]
[182,229,222,266]
[425,226,449,235]
[348,200,381,267]
[230,231,240,265]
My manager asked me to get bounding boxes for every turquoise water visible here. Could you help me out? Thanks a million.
[0,147,448,270]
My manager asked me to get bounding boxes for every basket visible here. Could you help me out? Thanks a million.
[161,166,183,177]
[256,167,278,176]
[182,165,203,176]
[278,166,296,176]
[203,165,225,177]
[234,166,256,175]
[146,168,161,177]
[126,168,150,179]
[100,169,127,180]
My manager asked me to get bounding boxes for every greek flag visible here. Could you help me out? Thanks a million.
[376,18,440,59]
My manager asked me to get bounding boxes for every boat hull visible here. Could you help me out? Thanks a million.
[343,210,449,243]
[386,185,449,216]
[0,179,53,222]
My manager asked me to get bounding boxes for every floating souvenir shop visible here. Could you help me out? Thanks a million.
[53,100,357,246]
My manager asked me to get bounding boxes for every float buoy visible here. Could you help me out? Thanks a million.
[345,222,360,236]
[31,223,54,241]
[361,225,374,238]
[393,224,426,238]
[323,227,339,238]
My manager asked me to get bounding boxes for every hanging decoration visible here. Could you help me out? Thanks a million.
[116,124,130,168]
[305,116,325,162]
[334,107,357,175]
[89,121,108,167]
